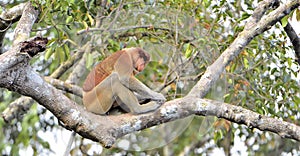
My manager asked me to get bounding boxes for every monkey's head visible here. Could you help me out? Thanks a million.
[126,47,150,74]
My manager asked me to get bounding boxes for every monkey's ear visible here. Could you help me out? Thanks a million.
[114,51,133,78]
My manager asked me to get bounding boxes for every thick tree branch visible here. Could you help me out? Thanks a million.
[1,2,41,122]
[2,1,86,120]
[188,0,300,98]
[13,2,39,45]
[0,2,25,53]
[244,0,278,30]
[283,22,300,64]
[2,96,34,122]
[2,47,86,123]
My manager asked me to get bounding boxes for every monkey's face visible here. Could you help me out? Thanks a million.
[128,47,150,74]
[136,58,146,72]
[133,58,146,75]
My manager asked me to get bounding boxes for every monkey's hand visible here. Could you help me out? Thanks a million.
[136,92,166,105]
[151,92,166,105]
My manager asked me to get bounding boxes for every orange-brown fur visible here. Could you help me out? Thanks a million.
[83,50,125,92]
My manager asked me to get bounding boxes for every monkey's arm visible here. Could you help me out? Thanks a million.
[128,76,166,103]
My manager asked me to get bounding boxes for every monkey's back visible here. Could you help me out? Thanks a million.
[82,50,125,92]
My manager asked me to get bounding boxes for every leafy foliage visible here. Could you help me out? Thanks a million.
[0,0,299,155]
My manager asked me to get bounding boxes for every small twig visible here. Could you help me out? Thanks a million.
[77,25,170,35]
[0,20,11,32]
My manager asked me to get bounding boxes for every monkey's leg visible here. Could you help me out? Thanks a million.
[110,73,160,114]
[83,76,115,114]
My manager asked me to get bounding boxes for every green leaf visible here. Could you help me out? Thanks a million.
[214,130,223,141]
[87,13,94,26]
[243,57,249,69]
[225,10,233,18]
[54,46,65,63]
[230,62,237,72]
[63,44,70,60]
[238,12,250,22]
[294,96,300,104]
[287,57,292,67]
[296,9,300,21]
[184,43,192,58]
[58,46,65,63]
[66,16,73,24]
[281,16,288,27]
[257,108,264,115]
[86,53,94,69]
[45,47,54,60]
[203,0,211,8]
[223,93,232,103]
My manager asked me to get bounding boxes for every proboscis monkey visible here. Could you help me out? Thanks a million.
[64,48,165,155]
[82,47,166,114]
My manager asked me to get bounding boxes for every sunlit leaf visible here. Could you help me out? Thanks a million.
[44,47,54,60]
[63,44,70,59]
[86,52,94,69]
[281,16,288,27]
[66,16,73,24]
[296,9,300,21]
[87,13,95,26]
[184,43,192,58]
[243,57,249,69]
